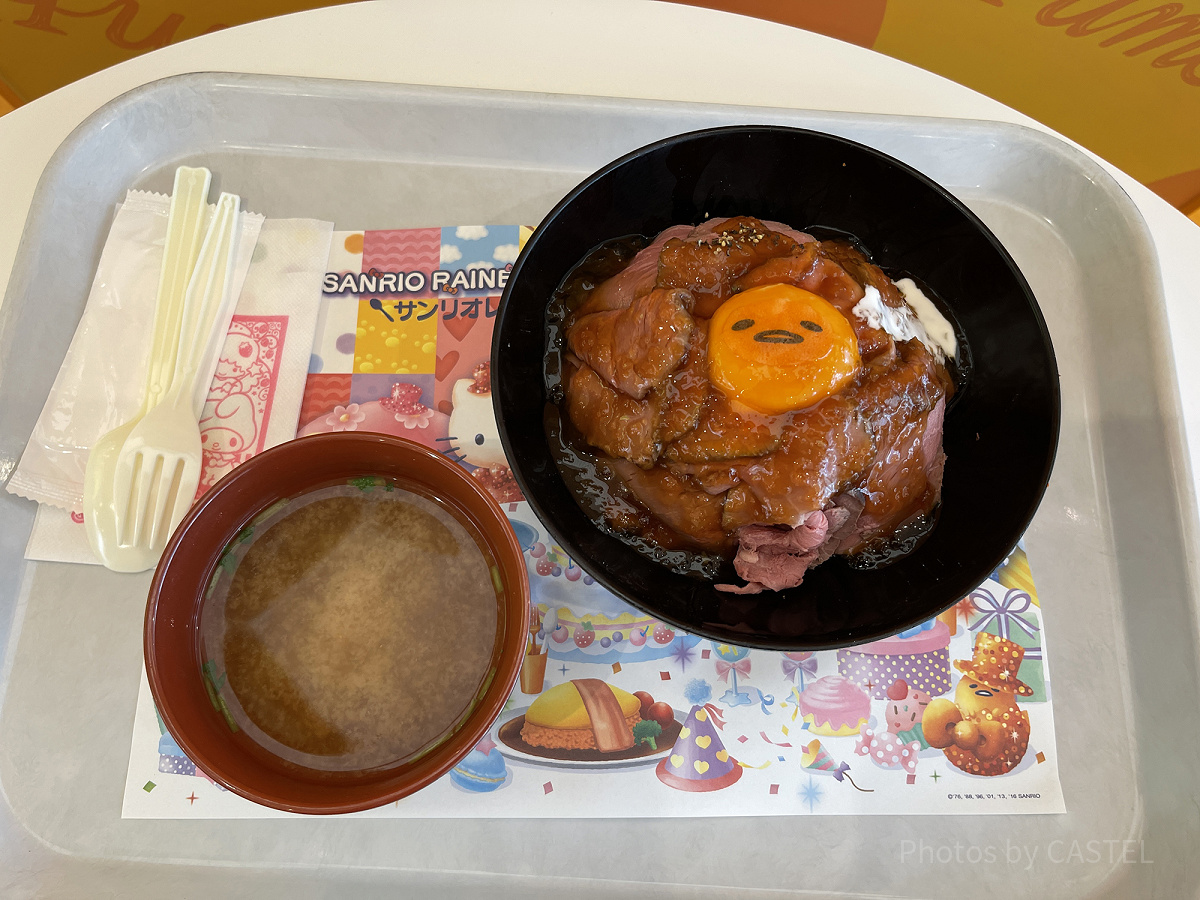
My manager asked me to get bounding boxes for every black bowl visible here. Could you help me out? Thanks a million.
[492,125,1059,650]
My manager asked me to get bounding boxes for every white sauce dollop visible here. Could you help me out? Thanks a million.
[895,278,957,360]
[850,280,957,362]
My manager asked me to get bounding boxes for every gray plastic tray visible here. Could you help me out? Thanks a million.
[0,74,1194,898]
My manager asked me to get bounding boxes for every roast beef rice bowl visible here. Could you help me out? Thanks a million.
[492,125,1059,649]
[547,216,961,595]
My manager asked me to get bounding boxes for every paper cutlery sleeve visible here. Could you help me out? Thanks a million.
[19,214,333,565]
[6,190,264,513]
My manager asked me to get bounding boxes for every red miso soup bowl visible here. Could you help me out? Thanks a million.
[145,432,529,814]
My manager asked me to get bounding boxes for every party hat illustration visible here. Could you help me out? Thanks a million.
[656,680,742,792]
[800,739,871,792]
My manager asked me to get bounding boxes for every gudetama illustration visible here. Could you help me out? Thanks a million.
[921,633,1033,777]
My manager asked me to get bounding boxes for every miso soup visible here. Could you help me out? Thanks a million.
[199,480,499,772]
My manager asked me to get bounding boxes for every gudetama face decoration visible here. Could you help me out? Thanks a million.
[955,678,1015,718]
[708,284,860,415]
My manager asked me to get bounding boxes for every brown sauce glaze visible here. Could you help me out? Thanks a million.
[545,218,963,585]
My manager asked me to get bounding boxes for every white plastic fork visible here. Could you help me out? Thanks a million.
[105,192,242,572]
[84,166,212,569]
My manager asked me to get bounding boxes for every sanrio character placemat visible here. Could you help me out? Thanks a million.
[121,227,1065,818]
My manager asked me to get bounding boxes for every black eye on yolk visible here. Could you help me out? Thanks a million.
[731,319,754,331]
[474,434,485,445]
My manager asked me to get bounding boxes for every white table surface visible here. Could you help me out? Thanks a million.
[2,0,1198,894]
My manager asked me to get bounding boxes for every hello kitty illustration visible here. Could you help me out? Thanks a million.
[297,380,449,447]
[446,362,504,468]
[443,362,522,502]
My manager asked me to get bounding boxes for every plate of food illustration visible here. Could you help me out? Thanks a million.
[495,679,682,769]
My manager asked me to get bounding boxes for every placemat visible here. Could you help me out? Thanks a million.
[122,226,1065,817]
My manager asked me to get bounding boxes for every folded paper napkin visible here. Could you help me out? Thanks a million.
[11,191,333,564]
[7,191,263,511]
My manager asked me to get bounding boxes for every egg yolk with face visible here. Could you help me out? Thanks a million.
[708,284,861,415]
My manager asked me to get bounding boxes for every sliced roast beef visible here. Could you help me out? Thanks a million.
[564,361,663,468]
[662,389,784,464]
[656,319,709,445]
[720,395,873,531]
[730,242,820,293]
[577,224,693,316]
[689,217,815,246]
[657,217,801,317]
[717,492,866,593]
[568,287,695,400]
[849,395,947,550]
[612,460,731,553]
[716,513,831,594]
[561,218,955,593]
[843,342,947,548]
[666,460,747,495]
[923,395,947,493]
[758,220,817,245]
[820,241,908,309]
[815,491,867,564]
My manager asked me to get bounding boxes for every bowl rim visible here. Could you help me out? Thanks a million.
[144,431,529,814]
[492,123,1060,651]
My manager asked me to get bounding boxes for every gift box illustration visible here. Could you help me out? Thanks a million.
[966,587,1046,702]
